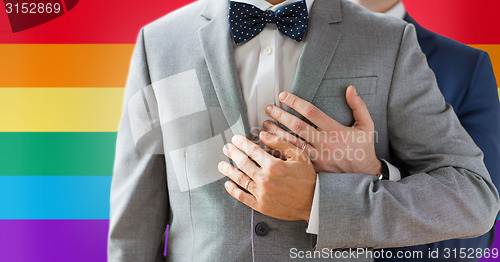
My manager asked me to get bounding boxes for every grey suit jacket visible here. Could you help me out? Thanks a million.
[108,0,500,261]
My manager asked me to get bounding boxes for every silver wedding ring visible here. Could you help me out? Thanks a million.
[244,179,252,191]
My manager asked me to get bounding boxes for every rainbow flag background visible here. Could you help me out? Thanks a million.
[0,0,499,261]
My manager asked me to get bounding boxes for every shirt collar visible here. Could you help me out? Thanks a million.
[231,0,314,12]
[384,1,406,19]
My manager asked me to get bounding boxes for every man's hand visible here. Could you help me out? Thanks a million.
[218,132,316,221]
[263,85,382,176]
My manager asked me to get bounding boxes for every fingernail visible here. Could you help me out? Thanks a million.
[232,135,243,144]
[260,131,270,137]
[266,105,274,114]
[279,92,288,102]
[218,161,226,170]
[263,120,271,129]
[351,86,357,96]
[223,144,229,151]
[224,181,231,189]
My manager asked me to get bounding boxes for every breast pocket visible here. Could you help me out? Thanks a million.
[314,76,377,97]
[312,76,377,126]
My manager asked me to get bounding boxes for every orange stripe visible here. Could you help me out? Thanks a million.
[1,44,498,91]
[0,44,134,87]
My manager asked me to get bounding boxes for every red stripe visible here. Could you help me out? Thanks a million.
[404,0,500,44]
[1,0,498,44]
[0,0,195,44]
[60,0,68,13]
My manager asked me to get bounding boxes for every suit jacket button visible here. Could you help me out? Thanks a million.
[255,222,270,236]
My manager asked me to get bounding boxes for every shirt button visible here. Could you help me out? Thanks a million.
[263,47,272,56]
[255,222,270,236]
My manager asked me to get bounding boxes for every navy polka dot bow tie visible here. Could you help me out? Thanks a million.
[229,0,309,44]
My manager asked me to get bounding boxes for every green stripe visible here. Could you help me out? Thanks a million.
[0,132,116,176]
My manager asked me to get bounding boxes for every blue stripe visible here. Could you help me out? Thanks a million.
[0,176,111,219]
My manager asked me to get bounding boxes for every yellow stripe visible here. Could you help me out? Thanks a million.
[0,44,134,87]
[0,88,124,132]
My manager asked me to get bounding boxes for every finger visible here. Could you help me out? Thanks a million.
[224,181,258,208]
[263,120,304,147]
[346,85,374,131]
[231,135,270,164]
[278,92,344,131]
[223,143,259,179]
[218,161,256,195]
[269,148,287,160]
[263,120,316,156]
[260,131,308,163]
[265,105,318,143]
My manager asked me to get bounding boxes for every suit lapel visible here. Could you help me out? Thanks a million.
[199,0,343,132]
[404,14,436,58]
[199,0,250,137]
[288,0,343,115]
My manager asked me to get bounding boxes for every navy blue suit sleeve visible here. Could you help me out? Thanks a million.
[376,52,500,262]
[456,53,500,191]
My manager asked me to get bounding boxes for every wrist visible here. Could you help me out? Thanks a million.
[365,158,382,176]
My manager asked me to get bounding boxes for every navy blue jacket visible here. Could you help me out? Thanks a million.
[376,15,500,261]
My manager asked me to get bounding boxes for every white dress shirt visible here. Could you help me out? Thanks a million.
[232,0,401,235]
[233,0,315,138]
[384,1,406,20]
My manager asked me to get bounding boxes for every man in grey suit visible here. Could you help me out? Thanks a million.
[108,0,500,261]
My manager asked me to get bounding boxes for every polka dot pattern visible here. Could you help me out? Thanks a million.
[229,0,309,44]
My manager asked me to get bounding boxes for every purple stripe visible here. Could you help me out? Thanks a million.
[0,220,108,262]
[1,219,500,261]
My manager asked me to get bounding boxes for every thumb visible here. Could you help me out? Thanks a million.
[346,85,374,131]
